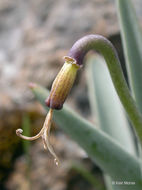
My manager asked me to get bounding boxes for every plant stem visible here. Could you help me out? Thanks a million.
[116,0,142,113]
[68,34,142,143]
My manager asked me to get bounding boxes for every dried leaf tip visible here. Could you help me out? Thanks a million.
[16,108,59,166]
[28,82,38,89]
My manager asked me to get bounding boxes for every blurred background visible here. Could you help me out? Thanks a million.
[0,0,142,189]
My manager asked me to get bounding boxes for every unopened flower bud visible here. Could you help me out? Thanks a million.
[45,56,80,109]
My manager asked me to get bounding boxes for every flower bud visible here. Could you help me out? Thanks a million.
[45,56,80,109]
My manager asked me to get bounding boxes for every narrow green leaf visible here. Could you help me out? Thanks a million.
[116,0,142,112]
[31,84,142,190]
[86,55,137,154]
[86,55,137,190]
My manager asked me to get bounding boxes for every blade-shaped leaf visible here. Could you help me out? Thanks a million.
[31,84,142,190]
[86,55,137,154]
[86,55,137,190]
[116,0,142,112]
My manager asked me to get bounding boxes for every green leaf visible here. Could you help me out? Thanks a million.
[86,55,138,190]
[31,84,142,190]
[116,0,142,113]
[86,55,137,154]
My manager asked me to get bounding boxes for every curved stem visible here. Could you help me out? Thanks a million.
[68,34,142,142]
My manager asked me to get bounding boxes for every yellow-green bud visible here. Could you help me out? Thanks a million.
[45,56,80,109]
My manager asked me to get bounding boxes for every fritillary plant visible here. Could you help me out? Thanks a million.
[16,0,142,189]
